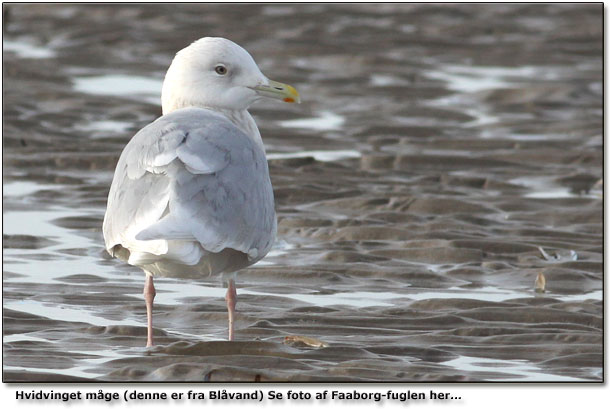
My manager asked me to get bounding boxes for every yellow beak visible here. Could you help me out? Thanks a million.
[251,80,300,103]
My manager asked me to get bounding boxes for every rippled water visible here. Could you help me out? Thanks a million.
[3,4,602,382]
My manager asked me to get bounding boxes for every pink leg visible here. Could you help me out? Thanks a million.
[225,279,237,341]
[143,275,156,347]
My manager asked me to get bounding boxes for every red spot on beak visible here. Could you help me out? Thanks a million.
[283,97,295,103]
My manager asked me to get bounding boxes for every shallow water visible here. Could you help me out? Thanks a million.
[2,4,602,382]
[3,38,56,59]
[72,74,162,105]
[279,111,346,131]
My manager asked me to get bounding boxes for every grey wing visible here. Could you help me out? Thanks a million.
[102,108,276,267]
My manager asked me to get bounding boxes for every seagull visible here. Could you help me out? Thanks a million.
[102,37,300,347]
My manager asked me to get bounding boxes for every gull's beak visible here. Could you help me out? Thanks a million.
[251,79,300,103]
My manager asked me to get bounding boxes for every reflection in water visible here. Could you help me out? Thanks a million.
[267,149,361,162]
[431,93,500,128]
[73,74,162,104]
[3,39,56,59]
[76,120,132,135]
[443,356,584,382]
[4,181,62,196]
[510,175,599,199]
[6,299,143,327]
[279,111,345,131]
[242,289,400,308]
[4,209,78,240]
[426,64,537,93]
[424,64,570,130]
[369,73,410,87]
[408,286,602,303]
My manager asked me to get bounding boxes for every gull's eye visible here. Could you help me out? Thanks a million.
[215,65,227,75]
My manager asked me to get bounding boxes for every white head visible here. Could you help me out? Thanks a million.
[162,37,299,114]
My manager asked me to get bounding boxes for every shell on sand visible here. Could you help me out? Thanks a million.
[535,272,546,293]
[284,335,329,348]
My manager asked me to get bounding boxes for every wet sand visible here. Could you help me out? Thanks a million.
[2,4,603,382]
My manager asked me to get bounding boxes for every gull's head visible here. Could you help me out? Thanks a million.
[162,37,300,114]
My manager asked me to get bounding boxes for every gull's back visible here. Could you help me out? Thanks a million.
[103,107,277,279]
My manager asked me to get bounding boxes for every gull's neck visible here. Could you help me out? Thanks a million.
[164,101,265,152]
[214,108,265,152]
